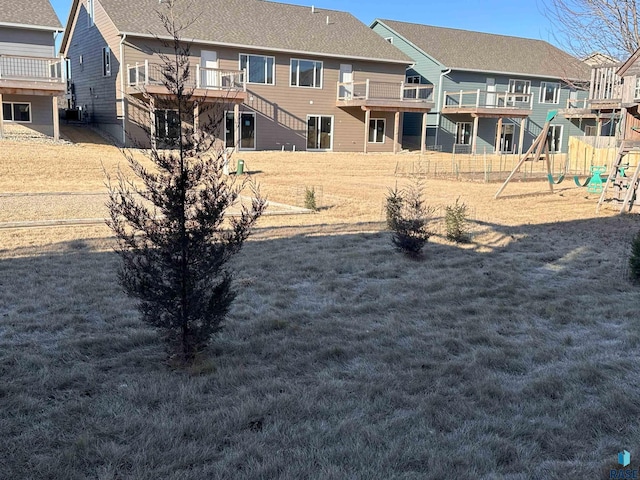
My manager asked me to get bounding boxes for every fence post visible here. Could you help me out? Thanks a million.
[135,62,139,85]
[196,64,200,88]
[365,79,370,100]
[144,60,149,85]
[400,81,405,101]
[476,89,481,108]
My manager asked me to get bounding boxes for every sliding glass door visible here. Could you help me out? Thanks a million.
[307,115,333,151]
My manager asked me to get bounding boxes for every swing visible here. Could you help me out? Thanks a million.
[574,175,592,187]
[547,173,566,184]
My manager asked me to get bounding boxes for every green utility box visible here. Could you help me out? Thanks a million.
[237,159,245,175]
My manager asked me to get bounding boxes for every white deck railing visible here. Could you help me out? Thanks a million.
[0,55,63,82]
[127,60,246,91]
[443,90,533,110]
[337,80,434,103]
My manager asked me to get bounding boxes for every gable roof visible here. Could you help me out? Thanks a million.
[0,0,62,30]
[61,0,412,65]
[617,47,640,77]
[374,19,590,81]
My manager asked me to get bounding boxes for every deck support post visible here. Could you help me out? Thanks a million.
[495,117,503,153]
[518,118,526,155]
[421,112,428,154]
[596,114,602,139]
[234,102,240,151]
[149,95,156,149]
[393,111,400,154]
[52,95,59,141]
[0,93,4,139]
[471,115,479,155]
[193,102,199,132]
[364,109,370,154]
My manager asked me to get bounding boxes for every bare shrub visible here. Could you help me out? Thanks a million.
[304,186,318,211]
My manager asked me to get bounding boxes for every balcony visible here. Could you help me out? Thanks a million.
[0,55,65,94]
[336,80,434,111]
[442,90,532,117]
[127,61,247,102]
[560,97,622,119]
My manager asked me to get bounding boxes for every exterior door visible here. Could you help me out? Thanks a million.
[201,50,218,88]
[486,77,496,107]
[240,112,255,149]
[307,115,333,150]
[500,124,515,153]
[339,64,353,99]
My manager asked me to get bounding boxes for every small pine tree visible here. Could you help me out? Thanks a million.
[445,197,470,243]
[304,186,318,211]
[386,178,433,258]
[630,230,640,283]
[106,3,265,361]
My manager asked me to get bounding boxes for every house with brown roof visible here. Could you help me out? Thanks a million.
[59,0,434,152]
[371,19,592,154]
[0,0,64,139]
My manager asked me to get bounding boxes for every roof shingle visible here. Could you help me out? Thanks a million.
[378,19,590,80]
[0,0,62,29]
[99,0,411,64]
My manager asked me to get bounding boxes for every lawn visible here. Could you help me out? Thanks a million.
[1,129,640,478]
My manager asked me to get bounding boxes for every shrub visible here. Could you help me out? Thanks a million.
[386,179,433,258]
[304,186,318,211]
[445,197,470,243]
[630,230,640,282]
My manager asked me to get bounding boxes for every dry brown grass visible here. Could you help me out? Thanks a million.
[1,127,640,478]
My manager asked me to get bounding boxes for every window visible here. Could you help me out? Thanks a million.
[155,110,180,142]
[290,59,322,88]
[87,0,94,26]
[547,125,563,152]
[635,78,640,100]
[385,37,393,44]
[585,125,597,136]
[456,122,472,145]
[508,79,531,102]
[102,47,111,77]
[240,54,275,85]
[368,118,386,143]
[406,75,421,84]
[2,102,31,123]
[540,82,560,104]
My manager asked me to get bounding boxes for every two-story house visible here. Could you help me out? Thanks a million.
[0,0,64,140]
[60,0,434,153]
[371,20,592,155]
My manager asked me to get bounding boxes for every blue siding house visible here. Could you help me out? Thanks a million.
[371,20,594,154]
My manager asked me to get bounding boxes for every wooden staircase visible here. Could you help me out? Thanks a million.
[597,140,640,213]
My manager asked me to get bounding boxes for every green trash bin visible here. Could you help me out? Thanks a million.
[237,159,245,175]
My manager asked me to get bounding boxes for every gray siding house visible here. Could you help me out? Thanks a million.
[371,20,593,154]
[0,0,64,139]
[60,0,434,152]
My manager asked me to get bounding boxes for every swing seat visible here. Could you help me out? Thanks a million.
[547,173,565,185]
[574,175,592,187]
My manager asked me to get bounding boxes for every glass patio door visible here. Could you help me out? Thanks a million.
[307,115,333,150]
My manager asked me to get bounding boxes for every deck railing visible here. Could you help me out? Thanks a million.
[337,80,434,103]
[0,55,64,82]
[127,61,246,91]
[443,90,533,110]
[565,98,589,109]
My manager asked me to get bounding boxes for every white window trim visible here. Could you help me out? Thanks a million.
[102,47,111,77]
[2,102,32,123]
[539,81,560,104]
[239,53,275,86]
[455,121,472,145]
[634,78,640,100]
[306,114,334,151]
[548,124,563,153]
[406,75,421,84]
[508,79,531,103]
[290,58,323,89]
[87,0,95,26]
[368,118,386,144]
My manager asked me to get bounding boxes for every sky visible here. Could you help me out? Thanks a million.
[49,0,560,46]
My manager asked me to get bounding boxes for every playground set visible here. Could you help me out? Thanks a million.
[494,109,640,213]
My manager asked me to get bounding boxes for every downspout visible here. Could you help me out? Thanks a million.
[120,33,127,146]
[434,68,451,148]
